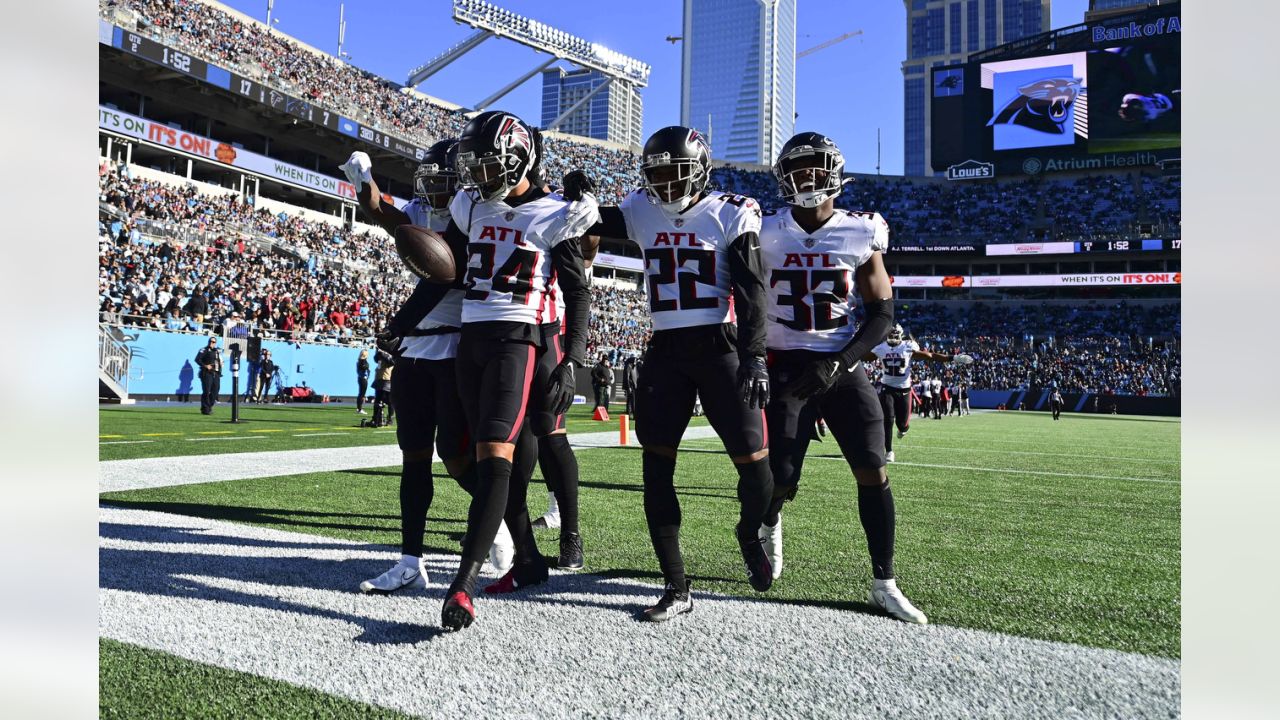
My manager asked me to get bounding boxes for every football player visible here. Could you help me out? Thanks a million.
[758,131,924,623]
[870,327,969,462]
[1050,387,1064,420]
[435,111,596,631]
[573,126,775,622]
[339,140,517,593]
[519,132,587,571]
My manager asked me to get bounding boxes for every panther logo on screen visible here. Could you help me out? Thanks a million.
[988,78,1082,135]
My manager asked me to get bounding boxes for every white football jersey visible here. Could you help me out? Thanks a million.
[874,339,920,390]
[618,189,762,331]
[760,209,889,352]
[450,190,597,325]
[399,199,463,360]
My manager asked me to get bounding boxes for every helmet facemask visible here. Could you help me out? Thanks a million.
[458,150,529,204]
[774,144,844,208]
[413,162,458,211]
[642,153,706,215]
[887,324,904,346]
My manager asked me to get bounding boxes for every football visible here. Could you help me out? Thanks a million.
[394,224,456,284]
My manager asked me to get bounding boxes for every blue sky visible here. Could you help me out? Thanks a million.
[222,0,1089,175]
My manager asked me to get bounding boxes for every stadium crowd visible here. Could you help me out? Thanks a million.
[99,167,413,343]
[103,0,463,146]
[98,162,1179,393]
[892,302,1181,397]
[585,285,650,362]
[711,167,1181,245]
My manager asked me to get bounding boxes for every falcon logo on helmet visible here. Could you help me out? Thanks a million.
[413,138,460,211]
[456,111,538,203]
[887,324,905,346]
[773,132,846,209]
[641,126,712,215]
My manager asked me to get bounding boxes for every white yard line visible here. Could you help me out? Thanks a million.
[99,426,718,493]
[293,432,350,438]
[99,440,156,446]
[98,506,1179,720]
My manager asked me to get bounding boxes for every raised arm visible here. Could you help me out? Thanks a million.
[340,151,411,237]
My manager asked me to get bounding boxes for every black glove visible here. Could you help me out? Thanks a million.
[791,357,841,400]
[546,360,576,417]
[561,171,597,202]
[737,355,770,410]
[375,330,401,357]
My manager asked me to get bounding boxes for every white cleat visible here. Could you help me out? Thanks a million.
[359,561,427,594]
[869,578,928,624]
[886,450,896,463]
[758,514,783,580]
[489,520,515,575]
[532,491,561,530]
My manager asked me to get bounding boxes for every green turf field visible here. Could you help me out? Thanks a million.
[99,402,670,460]
[100,410,1180,659]
[100,638,412,719]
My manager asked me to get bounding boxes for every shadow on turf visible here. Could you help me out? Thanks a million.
[101,511,894,637]
[100,499,464,538]
[100,543,446,645]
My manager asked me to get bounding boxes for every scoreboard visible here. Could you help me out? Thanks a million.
[931,4,1180,177]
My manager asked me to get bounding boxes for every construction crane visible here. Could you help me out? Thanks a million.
[796,30,863,59]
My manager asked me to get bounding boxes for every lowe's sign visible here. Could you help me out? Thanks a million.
[945,159,995,181]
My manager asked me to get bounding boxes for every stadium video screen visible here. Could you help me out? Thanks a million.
[930,9,1180,173]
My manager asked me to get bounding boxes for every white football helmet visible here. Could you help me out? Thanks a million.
[886,324,905,346]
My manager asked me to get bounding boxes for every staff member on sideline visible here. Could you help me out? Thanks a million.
[356,349,371,415]
[195,336,222,415]
[255,349,279,403]
[591,355,614,412]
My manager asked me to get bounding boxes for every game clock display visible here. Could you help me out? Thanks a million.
[1075,239,1179,253]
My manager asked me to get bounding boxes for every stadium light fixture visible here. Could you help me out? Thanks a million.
[407,0,650,88]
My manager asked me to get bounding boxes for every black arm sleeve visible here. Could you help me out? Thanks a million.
[836,298,895,370]
[386,220,468,335]
[551,238,591,366]
[584,206,629,240]
[727,231,768,359]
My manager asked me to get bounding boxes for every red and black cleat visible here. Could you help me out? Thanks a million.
[483,560,549,595]
[441,591,476,631]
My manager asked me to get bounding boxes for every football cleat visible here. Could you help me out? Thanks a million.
[869,578,928,624]
[489,521,515,575]
[758,515,783,580]
[532,491,561,530]
[484,559,550,594]
[886,451,896,463]
[441,590,476,631]
[558,531,584,570]
[643,580,693,622]
[358,561,427,595]
[739,537,774,592]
